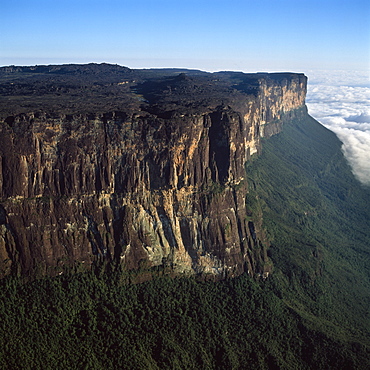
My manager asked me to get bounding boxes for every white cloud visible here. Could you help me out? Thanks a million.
[306,70,370,186]
[331,127,370,185]
[346,113,370,124]
[307,69,370,88]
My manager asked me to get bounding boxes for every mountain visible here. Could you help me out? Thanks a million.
[0,64,369,368]
[0,64,306,278]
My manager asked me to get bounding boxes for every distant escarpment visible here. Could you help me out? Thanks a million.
[0,64,307,278]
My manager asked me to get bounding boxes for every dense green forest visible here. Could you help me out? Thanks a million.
[1,110,369,369]
[1,267,369,369]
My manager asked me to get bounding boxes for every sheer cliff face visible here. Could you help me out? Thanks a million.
[0,68,307,278]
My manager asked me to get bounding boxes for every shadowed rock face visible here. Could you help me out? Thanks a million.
[0,65,307,277]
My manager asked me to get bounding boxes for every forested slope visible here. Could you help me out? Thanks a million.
[246,108,370,344]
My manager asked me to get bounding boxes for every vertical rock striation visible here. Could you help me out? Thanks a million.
[0,69,307,278]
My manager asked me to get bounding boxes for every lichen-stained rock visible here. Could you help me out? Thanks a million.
[0,66,307,278]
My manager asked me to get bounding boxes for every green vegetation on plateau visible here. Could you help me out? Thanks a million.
[0,109,369,369]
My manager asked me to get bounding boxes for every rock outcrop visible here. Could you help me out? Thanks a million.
[0,65,307,277]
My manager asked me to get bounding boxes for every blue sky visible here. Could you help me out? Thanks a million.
[1,0,369,73]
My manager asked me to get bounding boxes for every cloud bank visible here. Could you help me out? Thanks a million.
[306,70,370,186]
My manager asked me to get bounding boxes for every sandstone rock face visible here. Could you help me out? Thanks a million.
[0,68,307,278]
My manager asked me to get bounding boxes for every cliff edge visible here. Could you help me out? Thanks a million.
[0,65,307,278]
